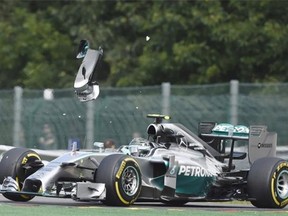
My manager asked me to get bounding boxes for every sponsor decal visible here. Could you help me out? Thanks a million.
[178,165,213,177]
[281,198,288,207]
[116,161,126,179]
[257,143,272,148]
[21,157,28,165]
[21,153,41,165]
[276,162,288,172]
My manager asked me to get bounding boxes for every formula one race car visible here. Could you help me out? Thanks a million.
[0,40,287,208]
[0,114,287,208]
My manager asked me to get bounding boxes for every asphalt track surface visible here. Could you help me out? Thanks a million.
[0,195,287,212]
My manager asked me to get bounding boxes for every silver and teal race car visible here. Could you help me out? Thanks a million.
[0,40,287,208]
[0,114,287,208]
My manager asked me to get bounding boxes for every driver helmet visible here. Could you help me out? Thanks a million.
[128,137,151,157]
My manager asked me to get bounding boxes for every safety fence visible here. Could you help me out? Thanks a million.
[1,81,287,150]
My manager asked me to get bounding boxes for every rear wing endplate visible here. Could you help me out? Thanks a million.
[248,125,277,164]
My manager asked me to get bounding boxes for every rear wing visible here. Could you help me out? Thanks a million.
[199,122,277,165]
[248,125,277,164]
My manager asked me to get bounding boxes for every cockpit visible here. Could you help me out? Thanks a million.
[127,137,153,157]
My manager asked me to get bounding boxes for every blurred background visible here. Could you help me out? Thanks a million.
[1,0,288,150]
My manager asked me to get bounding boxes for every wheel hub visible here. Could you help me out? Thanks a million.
[277,170,288,199]
[121,166,139,196]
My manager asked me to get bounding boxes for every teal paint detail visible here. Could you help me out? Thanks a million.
[151,176,165,191]
[152,159,217,197]
[164,160,169,167]
[176,175,215,196]
[151,174,215,197]
[212,123,249,137]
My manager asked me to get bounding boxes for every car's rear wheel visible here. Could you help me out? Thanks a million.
[95,154,142,206]
[0,147,42,201]
[248,157,288,208]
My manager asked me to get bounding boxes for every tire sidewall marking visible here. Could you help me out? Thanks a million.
[115,181,129,205]
[21,153,41,165]
[116,161,126,179]
[18,152,41,199]
[271,161,288,207]
[114,157,141,205]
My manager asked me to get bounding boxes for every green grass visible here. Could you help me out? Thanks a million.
[1,203,288,216]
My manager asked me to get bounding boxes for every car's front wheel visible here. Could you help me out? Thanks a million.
[95,154,142,206]
[248,157,288,208]
[0,147,43,201]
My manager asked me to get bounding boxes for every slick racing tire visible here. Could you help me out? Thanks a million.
[248,157,288,208]
[95,154,142,206]
[0,147,42,201]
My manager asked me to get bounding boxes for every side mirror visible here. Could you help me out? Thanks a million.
[76,40,89,59]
